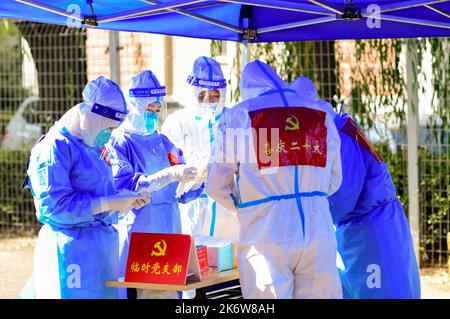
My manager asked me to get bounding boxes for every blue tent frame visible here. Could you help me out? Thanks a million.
[0,0,448,42]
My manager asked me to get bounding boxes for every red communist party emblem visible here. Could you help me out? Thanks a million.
[249,106,328,169]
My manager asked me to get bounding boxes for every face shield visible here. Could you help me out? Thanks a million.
[79,102,126,147]
[120,70,167,135]
[187,76,227,121]
[187,56,227,121]
[79,77,127,147]
[124,86,167,135]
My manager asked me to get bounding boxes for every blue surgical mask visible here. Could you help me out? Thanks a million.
[93,128,112,147]
[144,111,159,134]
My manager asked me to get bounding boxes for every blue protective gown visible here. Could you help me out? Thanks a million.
[27,123,119,299]
[329,113,421,299]
[107,130,204,281]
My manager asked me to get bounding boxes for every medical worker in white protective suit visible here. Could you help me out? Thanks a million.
[107,70,204,299]
[162,56,239,241]
[206,60,343,299]
[26,76,144,299]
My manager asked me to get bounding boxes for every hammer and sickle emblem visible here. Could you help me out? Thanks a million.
[151,239,167,257]
[285,115,300,131]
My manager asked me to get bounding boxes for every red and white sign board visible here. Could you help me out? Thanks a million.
[125,233,202,285]
[249,106,328,169]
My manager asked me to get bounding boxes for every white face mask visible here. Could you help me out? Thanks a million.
[193,104,216,121]
[199,102,218,110]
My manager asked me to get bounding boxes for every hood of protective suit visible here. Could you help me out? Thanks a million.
[187,56,226,118]
[239,60,290,101]
[120,70,166,135]
[290,76,319,100]
[290,76,335,114]
[59,76,127,147]
[83,76,127,112]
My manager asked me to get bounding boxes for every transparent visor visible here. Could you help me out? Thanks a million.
[191,86,226,116]
[145,97,167,130]
[121,94,167,135]
[128,86,167,125]
[78,103,124,147]
[129,94,166,113]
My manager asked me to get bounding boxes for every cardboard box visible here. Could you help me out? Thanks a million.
[207,243,234,271]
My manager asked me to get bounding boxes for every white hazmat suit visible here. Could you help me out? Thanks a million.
[162,56,239,241]
[206,61,343,299]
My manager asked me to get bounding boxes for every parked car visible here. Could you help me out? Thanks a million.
[1,96,42,151]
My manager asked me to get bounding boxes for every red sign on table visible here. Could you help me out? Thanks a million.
[196,245,209,273]
[249,106,328,169]
[125,233,201,285]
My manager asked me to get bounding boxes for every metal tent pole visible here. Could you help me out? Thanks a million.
[99,0,205,23]
[109,31,121,86]
[241,16,251,71]
[142,0,243,33]
[406,39,420,265]
[378,0,448,13]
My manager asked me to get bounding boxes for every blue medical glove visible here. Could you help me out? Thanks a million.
[178,183,205,204]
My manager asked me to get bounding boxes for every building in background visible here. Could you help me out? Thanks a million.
[85,30,234,122]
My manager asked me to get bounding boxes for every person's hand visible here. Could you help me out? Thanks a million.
[170,165,198,183]
[136,178,159,194]
[136,165,199,193]
[177,182,205,204]
[194,165,208,183]
[93,194,146,214]
[133,197,151,210]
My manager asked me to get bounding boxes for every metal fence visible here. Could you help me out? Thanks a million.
[0,21,88,237]
[419,126,449,267]
[0,20,448,267]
